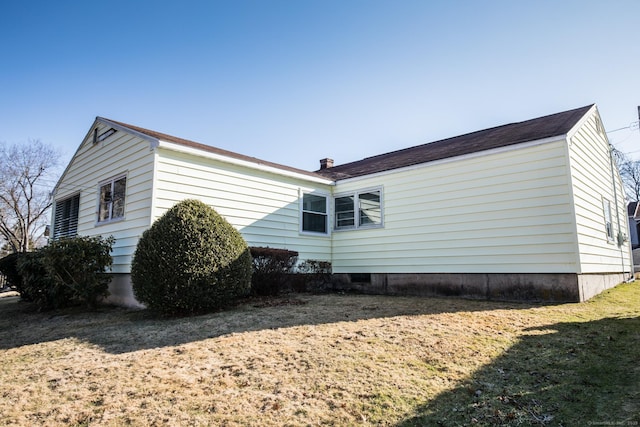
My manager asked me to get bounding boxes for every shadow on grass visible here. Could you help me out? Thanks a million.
[0,292,547,354]
[398,316,640,426]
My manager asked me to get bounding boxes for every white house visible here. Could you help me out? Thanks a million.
[51,104,633,306]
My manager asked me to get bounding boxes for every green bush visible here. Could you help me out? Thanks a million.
[250,247,299,296]
[16,251,62,308]
[131,199,252,316]
[14,236,114,311]
[44,236,114,309]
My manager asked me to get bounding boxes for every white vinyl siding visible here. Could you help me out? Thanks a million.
[567,111,631,273]
[154,149,332,263]
[51,122,155,273]
[51,107,630,282]
[331,140,578,274]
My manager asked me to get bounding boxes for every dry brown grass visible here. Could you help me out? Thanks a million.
[1,283,639,426]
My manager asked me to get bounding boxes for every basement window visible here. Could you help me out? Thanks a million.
[350,273,371,283]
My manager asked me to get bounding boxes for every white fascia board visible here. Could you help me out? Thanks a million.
[334,135,568,185]
[53,117,103,197]
[97,118,160,148]
[566,104,598,141]
[157,140,334,185]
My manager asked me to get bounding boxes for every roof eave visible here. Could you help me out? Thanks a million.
[330,134,568,184]
[98,117,160,148]
[156,140,334,185]
[565,104,598,141]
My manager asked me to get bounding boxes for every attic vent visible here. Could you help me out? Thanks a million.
[94,128,117,144]
[595,117,604,135]
[97,128,117,142]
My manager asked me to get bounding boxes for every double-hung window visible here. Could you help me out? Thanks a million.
[98,175,127,223]
[301,192,328,234]
[334,188,382,230]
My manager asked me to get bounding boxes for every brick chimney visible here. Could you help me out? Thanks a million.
[319,158,334,169]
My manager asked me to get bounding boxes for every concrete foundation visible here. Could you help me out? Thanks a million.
[101,271,629,308]
[577,273,628,301]
[332,272,630,302]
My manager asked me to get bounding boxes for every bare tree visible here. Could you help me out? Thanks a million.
[611,146,640,202]
[619,159,640,202]
[0,140,60,253]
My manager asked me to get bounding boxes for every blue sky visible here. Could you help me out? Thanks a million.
[1,0,640,172]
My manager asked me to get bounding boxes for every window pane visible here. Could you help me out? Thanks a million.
[99,183,111,222]
[303,193,326,213]
[112,177,126,219]
[335,196,355,228]
[302,193,327,233]
[98,177,126,222]
[359,191,381,226]
[303,212,326,233]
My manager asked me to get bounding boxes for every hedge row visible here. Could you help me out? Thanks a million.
[250,246,332,295]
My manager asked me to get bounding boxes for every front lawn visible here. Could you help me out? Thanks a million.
[1,283,639,426]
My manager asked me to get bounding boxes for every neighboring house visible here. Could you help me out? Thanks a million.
[627,201,640,249]
[51,104,633,306]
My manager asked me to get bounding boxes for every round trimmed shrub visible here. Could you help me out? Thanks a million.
[131,199,252,316]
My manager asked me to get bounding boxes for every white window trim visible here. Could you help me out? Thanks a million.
[299,190,331,236]
[333,186,384,231]
[96,174,127,226]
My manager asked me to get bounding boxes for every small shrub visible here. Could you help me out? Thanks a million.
[15,236,114,311]
[250,247,298,296]
[131,199,252,316]
[45,236,114,309]
[16,251,62,309]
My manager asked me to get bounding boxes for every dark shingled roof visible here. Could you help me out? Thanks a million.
[100,104,593,183]
[99,118,329,180]
[314,105,594,180]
